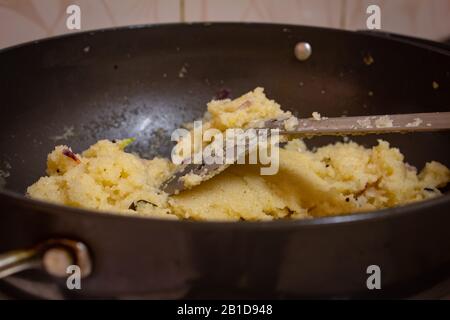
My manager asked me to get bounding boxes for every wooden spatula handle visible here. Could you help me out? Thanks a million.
[278,112,450,135]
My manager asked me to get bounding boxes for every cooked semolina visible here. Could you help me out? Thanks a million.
[27,88,450,221]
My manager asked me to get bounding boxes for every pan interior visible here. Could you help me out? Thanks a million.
[0,24,449,195]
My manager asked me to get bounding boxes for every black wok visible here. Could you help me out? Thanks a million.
[0,23,449,299]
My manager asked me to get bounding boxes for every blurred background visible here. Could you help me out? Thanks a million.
[0,0,449,49]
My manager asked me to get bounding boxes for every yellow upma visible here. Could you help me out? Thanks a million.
[27,88,450,221]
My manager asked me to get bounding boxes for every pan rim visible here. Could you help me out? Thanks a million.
[1,188,449,228]
[0,22,449,228]
[0,21,448,56]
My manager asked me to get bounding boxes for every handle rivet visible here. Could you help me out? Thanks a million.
[294,42,312,61]
[42,247,74,278]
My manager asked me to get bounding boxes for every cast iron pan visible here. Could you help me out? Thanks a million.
[0,23,449,299]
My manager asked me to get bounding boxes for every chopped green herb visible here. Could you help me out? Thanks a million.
[117,138,136,150]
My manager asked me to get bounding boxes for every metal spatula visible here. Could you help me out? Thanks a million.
[161,111,450,195]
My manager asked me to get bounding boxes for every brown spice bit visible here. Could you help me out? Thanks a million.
[363,54,374,66]
[129,200,157,211]
[62,148,80,163]
[215,88,231,100]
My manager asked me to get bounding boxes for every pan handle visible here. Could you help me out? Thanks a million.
[0,239,92,280]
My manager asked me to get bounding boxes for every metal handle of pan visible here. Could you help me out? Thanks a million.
[0,239,92,280]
